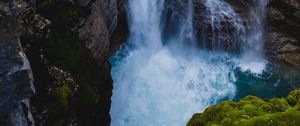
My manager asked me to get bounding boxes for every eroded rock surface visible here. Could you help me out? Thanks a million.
[0,0,35,125]
[266,0,300,66]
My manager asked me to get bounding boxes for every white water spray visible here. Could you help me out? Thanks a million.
[110,0,268,125]
[110,0,237,125]
[239,0,268,74]
[203,0,245,50]
[126,0,164,51]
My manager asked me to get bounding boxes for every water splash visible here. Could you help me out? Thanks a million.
[202,0,245,51]
[126,0,164,51]
[110,47,237,126]
[110,0,268,125]
[110,0,237,125]
[239,0,269,74]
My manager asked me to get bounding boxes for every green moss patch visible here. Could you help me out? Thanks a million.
[46,33,83,71]
[53,83,72,110]
[187,89,300,126]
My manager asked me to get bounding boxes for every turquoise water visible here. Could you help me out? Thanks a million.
[233,65,300,101]
[110,44,300,126]
[109,0,300,126]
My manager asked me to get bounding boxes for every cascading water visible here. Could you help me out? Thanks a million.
[110,0,271,126]
[239,0,268,74]
[202,0,245,51]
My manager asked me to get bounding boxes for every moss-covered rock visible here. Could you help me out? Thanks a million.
[53,83,72,110]
[187,89,300,126]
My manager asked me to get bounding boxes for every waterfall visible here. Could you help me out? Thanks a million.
[239,0,268,74]
[110,0,268,126]
[202,0,245,51]
[110,0,236,125]
[200,0,268,74]
[126,0,164,50]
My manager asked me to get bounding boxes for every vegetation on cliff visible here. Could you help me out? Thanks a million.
[187,89,300,126]
[22,1,104,125]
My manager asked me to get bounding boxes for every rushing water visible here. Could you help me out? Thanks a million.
[202,0,245,51]
[109,0,294,126]
[239,0,269,74]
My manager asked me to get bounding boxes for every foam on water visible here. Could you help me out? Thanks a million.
[239,59,267,75]
[110,0,268,125]
[239,0,269,74]
[110,47,237,126]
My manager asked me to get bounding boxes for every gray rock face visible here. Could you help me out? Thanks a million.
[192,0,300,67]
[77,0,92,6]
[20,0,51,40]
[266,32,300,66]
[110,0,128,53]
[100,0,118,35]
[78,2,110,66]
[78,0,118,65]
[192,0,245,51]
[266,0,300,66]
[0,0,35,119]
[1,105,28,126]
[77,0,122,125]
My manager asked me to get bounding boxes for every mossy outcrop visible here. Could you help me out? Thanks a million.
[187,89,300,126]
[19,0,126,125]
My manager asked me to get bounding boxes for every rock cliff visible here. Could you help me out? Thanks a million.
[1,0,127,125]
[0,0,35,125]
[1,0,300,125]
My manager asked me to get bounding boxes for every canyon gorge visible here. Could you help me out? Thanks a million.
[1,0,300,126]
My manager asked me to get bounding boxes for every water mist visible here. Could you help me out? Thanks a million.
[110,0,268,125]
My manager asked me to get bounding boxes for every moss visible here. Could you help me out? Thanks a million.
[43,30,101,124]
[187,89,300,126]
[53,83,72,110]
[46,33,83,71]
[33,1,103,125]
[268,98,290,112]
[287,89,300,106]
[53,118,65,126]
[187,113,203,126]
[237,112,300,126]
[45,33,100,124]
[62,6,75,17]
[78,82,98,107]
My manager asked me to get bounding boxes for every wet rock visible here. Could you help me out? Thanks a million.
[76,0,92,6]
[266,0,300,66]
[110,0,128,53]
[192,0,300,67]
[18,0,125,125]
[268,0,300,40]
[192,0,244,51]
[78,0,119,65]
[0,105,28,126]
[266,32,300,67]
[0,0,35,118]
[76,1,126,125]
[19,0,51,40]
[78,3,110,65]
[27,56,79,126]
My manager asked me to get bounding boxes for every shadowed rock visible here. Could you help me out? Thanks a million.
[0,0,35,125]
